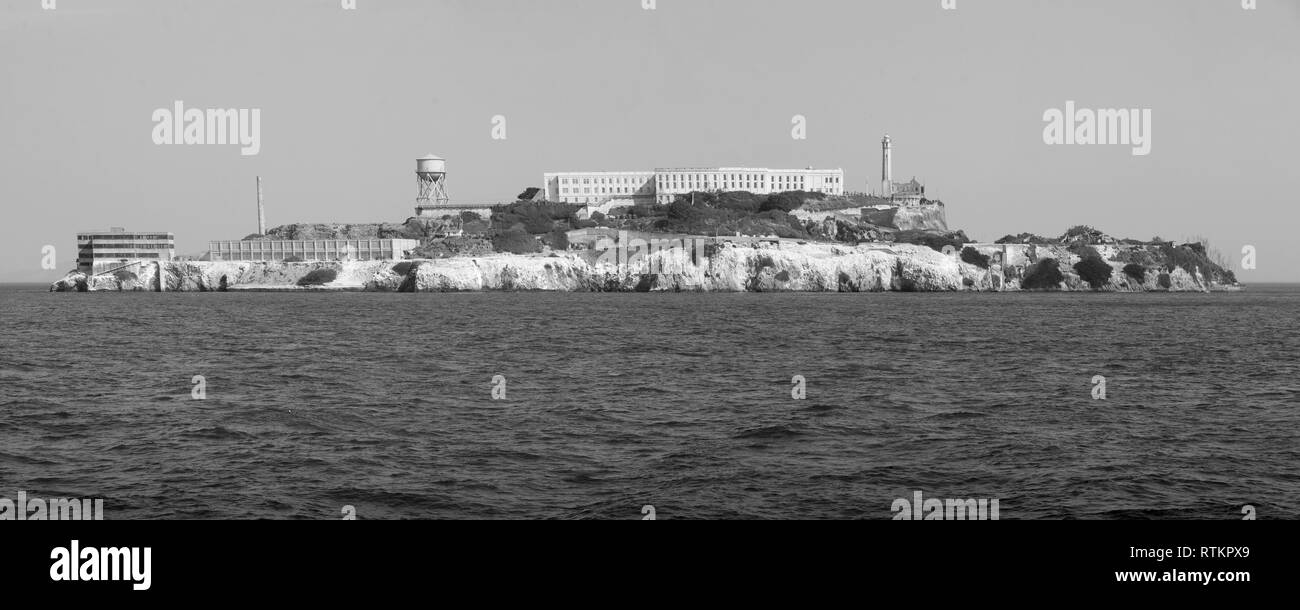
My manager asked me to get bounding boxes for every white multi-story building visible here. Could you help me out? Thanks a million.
[543,171,657,207]
[76,228,175,273]
[543,167,844,207]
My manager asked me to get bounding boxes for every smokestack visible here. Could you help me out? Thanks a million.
[881,135,893,197]
[256,176,266,235]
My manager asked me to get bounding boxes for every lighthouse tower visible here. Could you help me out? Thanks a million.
[881,134,893,197]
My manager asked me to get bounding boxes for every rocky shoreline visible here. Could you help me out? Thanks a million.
[50,241,1235,293]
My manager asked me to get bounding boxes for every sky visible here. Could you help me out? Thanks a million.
[1,0,1297,282]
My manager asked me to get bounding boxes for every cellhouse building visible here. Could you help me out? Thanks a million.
[542,166,845,208]
[76,228,175,274]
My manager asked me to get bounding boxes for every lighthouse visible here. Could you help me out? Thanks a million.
[881,134,893,197]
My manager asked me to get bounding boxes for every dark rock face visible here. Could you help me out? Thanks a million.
[397,263,420,293]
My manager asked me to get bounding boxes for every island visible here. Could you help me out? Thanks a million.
[50,191,1240,293]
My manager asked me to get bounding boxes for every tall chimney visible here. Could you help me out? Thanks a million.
[881,134,893,197]
[256,176,266,235]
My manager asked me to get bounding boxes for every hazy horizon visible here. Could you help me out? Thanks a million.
[2,0,1298,282]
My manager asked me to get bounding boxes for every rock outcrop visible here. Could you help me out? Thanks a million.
[50,241,1236,293]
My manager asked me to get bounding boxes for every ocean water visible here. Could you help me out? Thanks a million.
[1,283,1297,520]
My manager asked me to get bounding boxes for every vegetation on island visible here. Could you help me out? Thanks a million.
[1123,263,1147,284]
[993,224,1238,287]
[891,229,970,253]
[238,190,1239,291]
[296,268,337,286]
[491,228,543,255]
[1022,258,1065,290]
[1073,256,1114,290]
[961,246,991,269]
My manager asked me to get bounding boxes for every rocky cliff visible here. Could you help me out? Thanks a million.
[862,205,949,232]
[50,242,1234,293]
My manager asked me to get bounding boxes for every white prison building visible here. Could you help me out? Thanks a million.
[543,167,844,207]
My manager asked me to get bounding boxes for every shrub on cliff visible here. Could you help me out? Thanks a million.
[1074,257,1113,290]
[715,192,763,213]
[628,202,666,218]
[668,199,696,220]
[544,228,569,250]
[519,209,556,233]
[297,268,338,286]
[961,247,991,269]
[1123,263,1146,284]
[491,201,579,234]
[411,237,495,259]
[895,230,969,253]
[112,269,137,282]
[760,192,807,213]
[1158,243,1229,283]
[1022,258,1065,290]
[1109,247,1160,267]
[995,232,1056,245]
[1069,243,1103,261]
[492,228,541,255]
[1062,225,1105,244]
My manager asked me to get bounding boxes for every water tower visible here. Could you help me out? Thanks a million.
[415,154,450,216]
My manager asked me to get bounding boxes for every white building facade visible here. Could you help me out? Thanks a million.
[76,228,175,273]
[208,239,420,262]
[543,167,844,206]
[543,171,657,207]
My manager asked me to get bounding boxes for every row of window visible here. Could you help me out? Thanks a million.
[78,244,175,250]
[561,186,652,195]
[214,248,400,255]
[77,235,173,241]
[655,173,842,183]
[213,253,396,261]
[211,241,409,250]
[558,176,652,186]
[560,183,841,200]
[80,253,165,259]
[556,173,842,185]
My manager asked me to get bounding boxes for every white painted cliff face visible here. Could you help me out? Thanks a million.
[1166,267,1209,292]
[413,257,487,292]
[895,245,963,291]
[83,264,157,291]
[891,206,949,232]
[958,260,1002,291]
[364,263,408,291]
[331,262,392,288]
